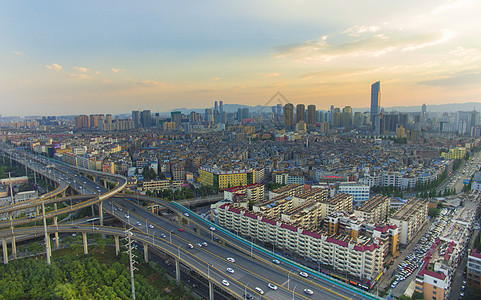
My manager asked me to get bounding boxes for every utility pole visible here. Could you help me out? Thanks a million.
[124,228,137,300]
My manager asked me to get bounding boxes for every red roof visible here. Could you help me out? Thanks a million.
[281,223,297,232]
[244,212,257,219]
[418,269,446,280]
[326,237,348,247]
[228,207,241,214]
[470,249,481,259]
[302,230,322,239]
[261,217,276,225]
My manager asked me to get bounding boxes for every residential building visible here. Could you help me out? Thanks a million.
[389,198,428,245]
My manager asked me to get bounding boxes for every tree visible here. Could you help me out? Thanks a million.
[142,167,157,181]
[412,291,423,300]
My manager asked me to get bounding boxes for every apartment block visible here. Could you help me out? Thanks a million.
[389,198,428,245]
[467,249,481,288]
[354,195,390,224]
[199,167,255,190]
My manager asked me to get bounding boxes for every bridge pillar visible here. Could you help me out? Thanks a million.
[175,258,181,284]
[114,236,119,256]
[36,206,39,216]
[11,235,16,259]
[103,179,107,189]
[8,212,12,221]
[209,281,214,300]
[151,204,154,214]
[2,237,8,264]
[42,202,51,265]
[53,216,59,248]
[143,243,148,262]
[92,176,96,183]
[62,190,66,197]
[82,232,88,254]
[99,201,103,226]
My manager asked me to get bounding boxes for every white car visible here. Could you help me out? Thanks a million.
[255,287,264,295]
[210,226,216,231]
[226,268,234,273]
[299,272,308,278]
[125,214,129,219]
[304,289,314,295]
[222,280,229,286]
[227,257,236,263]
[184,213,189,217]
[149,224,154,229]
[136,222,141,226]
[267,283,277,290]
[196,243,203,247]
[187,244,194,249]
[272,259,280,264]
[202,242,208,247]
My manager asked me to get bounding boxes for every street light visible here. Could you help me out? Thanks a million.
[244,282,249,300]
[288,269,293,290]
[152,231,156,245]
[292,284,297,300]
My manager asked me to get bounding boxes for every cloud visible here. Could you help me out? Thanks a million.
[13,51,23,55]
[418,70,481,87]
[300,67,384,79]
[45,63,63,71]
[69,73,91,80]
[265,72,279,77]
[212,77,221,80]
[274,29,453,63]
[74,66,88,73]
[112,68,120,73]
[342,25,380,37]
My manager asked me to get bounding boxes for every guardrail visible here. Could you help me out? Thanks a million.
[172,201,384,300]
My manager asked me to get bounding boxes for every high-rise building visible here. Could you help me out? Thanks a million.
[214,101,218,112]
[171,111,182,129]
[276,104,282,115]
[242,108,250,120]
[205,109,213,123]
[296,104,305,123]
[219,101,223,113]
[140,110,152,128]
[75,115,90,128]
[132,111,140,128]
[284,103,294,129]
[342,106,352,127]
[307,105,316,125]
[89,114,99,128]
[370,81,381,124]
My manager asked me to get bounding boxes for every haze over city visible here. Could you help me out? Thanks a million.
[1,0,481,116]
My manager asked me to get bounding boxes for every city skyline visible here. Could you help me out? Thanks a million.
[1,1,481,116]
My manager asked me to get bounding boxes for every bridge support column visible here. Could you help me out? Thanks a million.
[99,201,103,226]
[36,205,39,216]
[144,243,148,262]
[92,176,96,183]
[42,202,51,265]
[150,205,154,214]
[175,258,181,284]
[114,236,119,256]
[11,236,16,259]
[53,216,59,248]
[8,212,12,221]
[2,237,8,264]
[62,190,66,197]
[82,232,88,254]
[209,281,214,300]
[103,179,107,189]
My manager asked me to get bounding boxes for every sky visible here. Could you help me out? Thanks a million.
[1,0,481,116]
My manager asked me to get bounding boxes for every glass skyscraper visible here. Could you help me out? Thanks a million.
[370,81,381,124]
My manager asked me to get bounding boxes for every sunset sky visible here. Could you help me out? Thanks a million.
[1,0,481,116]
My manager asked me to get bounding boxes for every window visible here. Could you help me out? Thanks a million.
[433,286,437,290]
[433,291,436,295]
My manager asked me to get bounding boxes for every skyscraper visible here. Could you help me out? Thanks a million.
[370,81,381,124]
[307,105,316,125]
[296,104,305,123]
[132,110,140,128]
[171,111,182,129]
[214,101,218,112]
[140,110,152,128]
[219,101,223,113]
[284,103,294,129]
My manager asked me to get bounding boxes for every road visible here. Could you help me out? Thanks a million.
[1,144,381,300]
